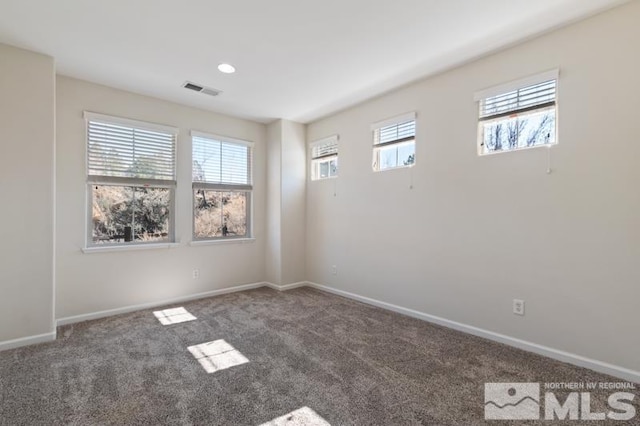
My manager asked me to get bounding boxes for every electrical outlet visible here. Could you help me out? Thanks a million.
[331,265,337,275]
[513,299,525,316]
[192,268,200,279]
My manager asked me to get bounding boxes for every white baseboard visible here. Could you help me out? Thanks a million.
[0,331,57,352]
[265,281,307,291]
[306,281,640,384]
[56,281,268,327]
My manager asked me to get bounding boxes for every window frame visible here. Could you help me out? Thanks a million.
[474,69,559,156]
[84,112,178,249]
[371,112,417,172]
[191,130,254,242]
[309,135,339,181]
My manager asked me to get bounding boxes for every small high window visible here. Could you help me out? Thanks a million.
[85,112,177,247]
[191,131,253,240]
[310,135,338,180]
[476,70,558,155]
[372,112,416,171]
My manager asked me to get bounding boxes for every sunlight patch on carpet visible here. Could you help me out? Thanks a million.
[259,406,331,426]
[188,339,249,373]
[153,307,197,325]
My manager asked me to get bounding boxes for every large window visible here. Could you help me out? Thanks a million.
[85,112,177,247]
[476,70,558,155]
[192,131,253,240]
[310,135,338,180]
[372,112,416,171]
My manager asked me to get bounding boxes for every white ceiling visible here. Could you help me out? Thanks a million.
[0,0,627,123]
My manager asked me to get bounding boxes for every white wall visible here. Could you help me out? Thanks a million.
[266,121,282,285]
[0,44,55,342]
[280,120,306,285]
[55,76,266,318]
[265,119,306,285]
[306,2,640,372]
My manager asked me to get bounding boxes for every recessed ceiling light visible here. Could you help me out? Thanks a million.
[218,63,236,74]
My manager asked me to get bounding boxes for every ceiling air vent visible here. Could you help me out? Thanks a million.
[182,81,222,97]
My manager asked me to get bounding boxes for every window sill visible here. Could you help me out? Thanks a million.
[189,238,255,247]
[373,164,415,173]
[82,242,180,254]
[310,175,338,182]
[478,142,556,157]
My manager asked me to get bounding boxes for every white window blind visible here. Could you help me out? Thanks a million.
[86,113,177,181]
[372,112,416,146]
[479,80,557,121]
[311,136,338,160]
[192,132,253,189]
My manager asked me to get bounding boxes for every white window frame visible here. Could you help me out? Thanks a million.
[191,130,254,242]
[84,112,178,248]
[371,112,416,172]
[310,135,339,181]
[474,69,559,156]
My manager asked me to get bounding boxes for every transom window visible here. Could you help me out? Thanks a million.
[372,112,416,171]
[191,131,253,240]
[85,112,177,247]
[310,135,338,180]
[476,70,558,155]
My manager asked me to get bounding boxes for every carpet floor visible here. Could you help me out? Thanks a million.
[0,287,636,425]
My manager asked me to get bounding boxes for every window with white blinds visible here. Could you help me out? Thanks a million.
[371,112,416,171]
[192,131,253,240]
[86,112,177,182]
[310,135,338,180]
[475,70,558,155]
[84,112,178,247]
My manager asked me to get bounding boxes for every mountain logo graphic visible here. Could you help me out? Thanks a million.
[485,383,540,420]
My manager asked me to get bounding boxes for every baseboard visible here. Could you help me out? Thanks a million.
[0,331,57,352]
[265,281,307,291]
[56,281,268,327]
[306,281,640,384]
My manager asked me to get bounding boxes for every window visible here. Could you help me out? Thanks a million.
[310,135,338,180]
[85,112,177,247]
[192,131,253,240]
[476,70,558,155]
[372,112,416,171]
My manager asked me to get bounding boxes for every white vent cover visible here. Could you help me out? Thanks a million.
[182,81,222,97]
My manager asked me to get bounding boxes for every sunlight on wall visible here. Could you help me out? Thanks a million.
[187,339,249,373]
[260,406,331,426]
[153,307,197,325]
